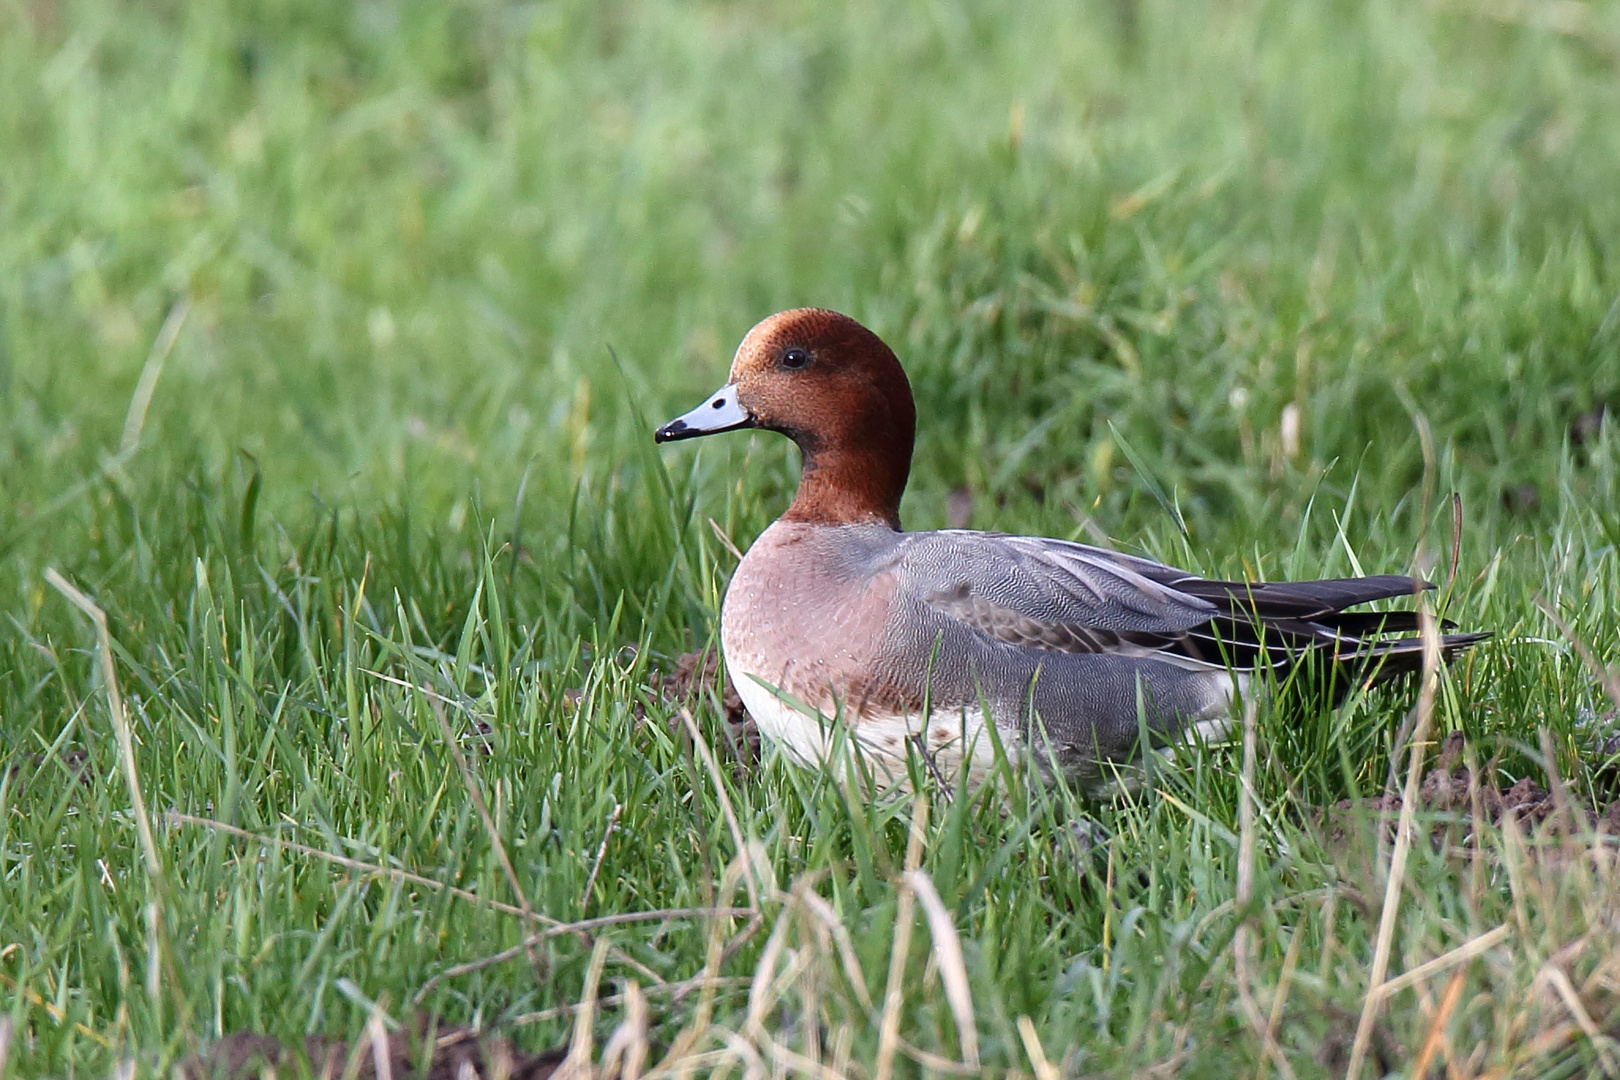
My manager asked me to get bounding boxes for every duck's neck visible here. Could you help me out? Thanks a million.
[782,436,910,529]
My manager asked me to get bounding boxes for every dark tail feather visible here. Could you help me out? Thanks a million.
[1332,630,1493,685]
[1312,610,1462,636]
[1178,574,1431,620]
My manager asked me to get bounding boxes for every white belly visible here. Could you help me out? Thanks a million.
[725,657,1002,786]
[725,651,1246,794]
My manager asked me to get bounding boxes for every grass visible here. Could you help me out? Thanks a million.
[2,0,1620,1075]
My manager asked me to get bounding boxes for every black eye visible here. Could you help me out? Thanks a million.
[781,348,810,370]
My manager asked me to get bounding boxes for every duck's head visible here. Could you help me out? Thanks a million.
[656,308,916,529]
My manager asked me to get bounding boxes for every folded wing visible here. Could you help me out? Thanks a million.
[893,531,1487,680]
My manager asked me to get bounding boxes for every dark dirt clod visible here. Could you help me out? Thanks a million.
[1593,726,1620,761]
[3,748,92,800]
[1323,732,1620,845]
[1571,404,1610,447]
[1583,711,1620,792]
[657,648,758,769]
[182,1018,564,1080]
[1501,482,1541,515]
[1313,1001,1400,1077]
[558,649,757,769]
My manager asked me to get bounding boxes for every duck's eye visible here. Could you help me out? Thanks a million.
[781,348,811,370]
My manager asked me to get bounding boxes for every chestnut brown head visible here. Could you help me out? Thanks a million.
[656,309,917,528]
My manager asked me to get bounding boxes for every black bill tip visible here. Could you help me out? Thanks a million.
[653,419,694,443]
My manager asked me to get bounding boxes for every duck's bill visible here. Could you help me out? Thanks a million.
[654,382,753,442]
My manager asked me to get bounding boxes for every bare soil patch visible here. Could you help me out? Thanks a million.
[655,648,759,769]
[1323,731,1620,846]
[183,1018,563,1080]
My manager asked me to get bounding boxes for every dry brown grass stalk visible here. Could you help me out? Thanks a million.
[167,811,670,987]
[902,870,979,1069]
[425,688,547,981]
[874,792,929,1080]
[46,568,192,1044]
[1348,605,1443,1080]
[677,707,763,911]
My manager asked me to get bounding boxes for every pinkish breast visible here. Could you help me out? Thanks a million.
[720,520,920,718]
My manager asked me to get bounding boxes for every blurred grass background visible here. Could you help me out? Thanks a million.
[3,0,1620,1075]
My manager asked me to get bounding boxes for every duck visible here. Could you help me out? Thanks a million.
[655,308,1487,788]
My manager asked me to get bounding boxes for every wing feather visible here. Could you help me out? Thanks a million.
[893,530,1469,676]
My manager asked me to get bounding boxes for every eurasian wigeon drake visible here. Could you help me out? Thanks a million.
[656,309,1487,788]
